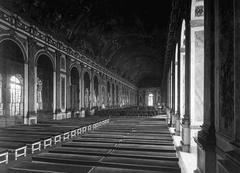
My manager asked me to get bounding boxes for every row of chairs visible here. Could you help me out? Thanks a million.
[0,117,109,165]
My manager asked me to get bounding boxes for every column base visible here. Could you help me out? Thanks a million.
[181,140,190,152]
[26,111,37,125]
[194,168,202,173]
[175,130,180,136]
[175,112,180,136]
[181,119,191,152]
[166,107,171,125]
[53,112,66,120]
[24,116,28,125]
[194,124,216,173]
[66,111,71,119]
[170,109,175,127]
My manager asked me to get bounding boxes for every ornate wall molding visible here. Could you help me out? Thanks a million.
[0,7,136,90]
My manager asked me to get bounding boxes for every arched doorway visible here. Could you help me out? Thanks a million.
[107,81,110,106]
[36,54,53,120]
[83,72,90,108]
[0,40,24,126]
[148,93,154,106]
[93,76,99,107]
[70,67,79,114]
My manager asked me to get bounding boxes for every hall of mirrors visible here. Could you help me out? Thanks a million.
[0,0,239,173]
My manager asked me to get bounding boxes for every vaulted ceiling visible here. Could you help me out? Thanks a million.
[0,0,173,87]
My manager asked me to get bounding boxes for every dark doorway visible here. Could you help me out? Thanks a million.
[70,67,79,113]
[37,54,53,120]
[84,72,90,108]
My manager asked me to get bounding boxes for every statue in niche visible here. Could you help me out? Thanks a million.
[84,88,89,108]
[37,78,43,110]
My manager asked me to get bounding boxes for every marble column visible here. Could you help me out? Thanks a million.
[171,59,176,127]
[195,0,216,172]
[168,63,173,126]
[190,0,204,134]
[167,69,171,125]
[27,39,37,123]
[78,67,81,110]
[176,43,181,136]
[53,71,56,114]
[89,70,93,109]
[80,67,84,109]
[181,16,191,152]
[23,63,28,124]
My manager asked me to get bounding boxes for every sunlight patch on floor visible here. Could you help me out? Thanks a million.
[172,134,197,173]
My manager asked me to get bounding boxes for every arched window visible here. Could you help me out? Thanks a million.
[9,75,23,116]
[148,93,154,106]
[0,39,24,125]
[37,54,54,114]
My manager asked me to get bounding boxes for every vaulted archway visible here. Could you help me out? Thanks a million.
[36,54,54,120]
[0,39,25,126]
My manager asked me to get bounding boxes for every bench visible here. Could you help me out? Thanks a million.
[62,141,176,153]
[0,129,61,145]
[0,137,41,154]
[31,152,180,172]
[0,133,52,149]
[9,161,93,173]
[0,142,26,160]
[0,148,8,164]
